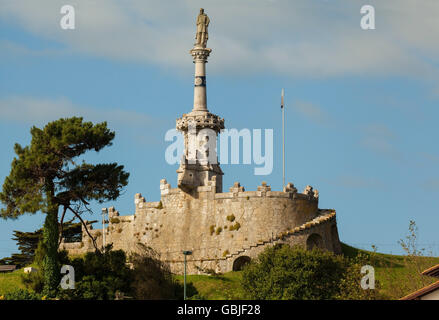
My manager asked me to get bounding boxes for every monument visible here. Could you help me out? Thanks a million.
[61,9,342,274]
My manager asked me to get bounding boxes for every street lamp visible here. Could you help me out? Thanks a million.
[182,250,192,300]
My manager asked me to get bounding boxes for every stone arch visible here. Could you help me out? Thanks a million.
[232,256,251,271]
[306,233,324,250]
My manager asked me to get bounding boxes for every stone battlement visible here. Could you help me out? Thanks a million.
[158,179,319,202]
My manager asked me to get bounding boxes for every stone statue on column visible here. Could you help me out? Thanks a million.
[195,8,210,47]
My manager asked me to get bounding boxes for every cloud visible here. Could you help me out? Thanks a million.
[0,0,438,78]
[332,175,384,189]
[0,96,153,128]
[420,152,439,164]
[291,100,333,125]
[359,124,403,161]
[422,179,439,191]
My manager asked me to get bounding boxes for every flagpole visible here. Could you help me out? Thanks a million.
[281,88,285,190]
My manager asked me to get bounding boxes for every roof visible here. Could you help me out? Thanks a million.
[400,280,439,300]
[422,264,439,278]
[0,265,17,272]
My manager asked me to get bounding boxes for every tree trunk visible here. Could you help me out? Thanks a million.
[42,190,60,296]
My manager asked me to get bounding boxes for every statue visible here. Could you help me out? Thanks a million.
[195,8,210,47]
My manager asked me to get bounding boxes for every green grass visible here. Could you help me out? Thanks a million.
[173,243,439,300]
[2,243,438,299]
[174,271,247,300]
[0,269,27,296]
[341,243,439,299]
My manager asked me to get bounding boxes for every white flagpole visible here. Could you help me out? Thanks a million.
[281,88,285,190]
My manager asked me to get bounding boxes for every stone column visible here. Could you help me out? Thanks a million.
[190,46,211,112]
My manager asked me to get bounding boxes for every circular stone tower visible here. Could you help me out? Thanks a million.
[176,8,224,193]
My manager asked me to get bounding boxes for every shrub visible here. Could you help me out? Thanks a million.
[21,270,44,293]
[110,218,120,224]
[215,227,222,235]
[3,289,42,300]
[129,244,181,299]
[229,222,241,231]
[242,244,378,300]
[57,246,133,300]
[226,215,235,222]
[209,225,215,236]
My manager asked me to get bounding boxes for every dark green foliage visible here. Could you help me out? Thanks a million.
[58,247,133,300]
[0,117,129,295]
[10,229,42,266]
[2,289,42,300]
[130,244,182,300]
[242,244,378,300]
[0,222,82,267]
[21,269,45,293]
[42,208,60,296]
[61,221,83,243]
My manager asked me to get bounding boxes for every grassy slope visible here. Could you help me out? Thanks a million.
[175,243,439,300]
[174,271,247,300]
[341,243,439,299]
[0,269,27,296]
[2,243,439,299]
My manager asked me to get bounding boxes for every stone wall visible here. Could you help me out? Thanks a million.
[60,179,342,274]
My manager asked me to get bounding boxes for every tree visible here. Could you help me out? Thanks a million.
[57,245,133,300]
[0,117,129,296]
[241,244,378,300]
[380,220,438,299]
[129,244,181,300]
[0,221,85,267]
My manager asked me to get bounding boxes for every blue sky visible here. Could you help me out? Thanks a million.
[1,0,439,258]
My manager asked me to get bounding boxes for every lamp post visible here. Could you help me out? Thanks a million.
[182,250,192,300]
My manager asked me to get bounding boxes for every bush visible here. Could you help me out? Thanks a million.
[130,244,181,299]
[229,222,241,231]
[3,289,42,300]
[21,270,44,293]
[21,244,70,294]
[57,246,133,300]
[110,217,120,224]
[242,244,378,300]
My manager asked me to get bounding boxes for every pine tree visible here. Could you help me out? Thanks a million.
[0,221,85,267]
[0,117,129,296]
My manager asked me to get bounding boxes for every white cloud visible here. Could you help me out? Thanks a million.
[422,179,439,191]
[0,0,438,78]
[0,96,152,128]
[360,124,402,160]
[292,100,333,125]
[333,175,384,189]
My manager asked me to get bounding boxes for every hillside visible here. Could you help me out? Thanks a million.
[2,242,439,299]
[174,243,439,300]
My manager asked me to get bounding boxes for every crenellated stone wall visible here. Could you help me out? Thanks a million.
[60,178,342,274]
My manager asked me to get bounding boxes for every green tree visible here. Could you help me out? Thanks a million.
[57,246,133,300]
[242,244,378,300]
[0,221,83,267]
[0,117,129,296]
[129,244,181,300]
